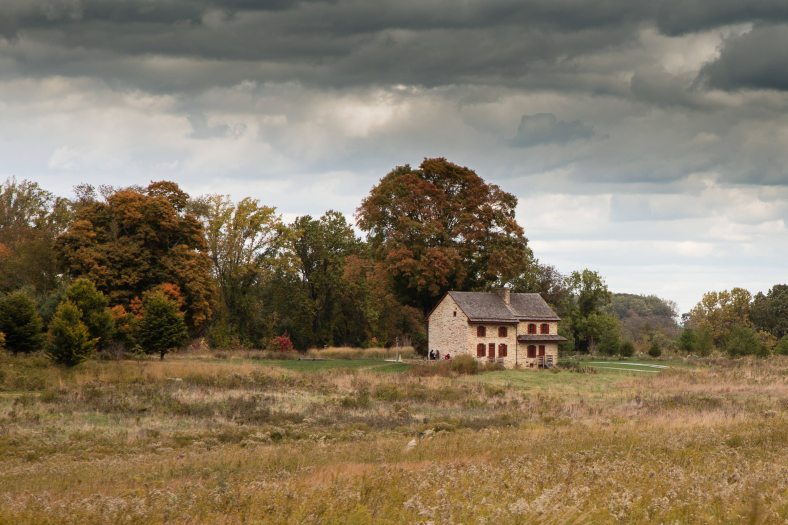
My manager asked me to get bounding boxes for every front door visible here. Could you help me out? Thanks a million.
[488,343,495,360]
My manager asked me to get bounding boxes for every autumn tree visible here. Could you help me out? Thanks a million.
[135,291,188,360]
[0,290,44,354]
[686,288,752,347]
[47,301,96,366]
[195,194,284,345]
[57,181,215,332]
[0,178,71,296]
[357,158,532,313]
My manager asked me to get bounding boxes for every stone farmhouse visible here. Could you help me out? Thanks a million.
[427,289,566,368]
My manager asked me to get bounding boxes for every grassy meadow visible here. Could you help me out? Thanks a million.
[0,351,786,524]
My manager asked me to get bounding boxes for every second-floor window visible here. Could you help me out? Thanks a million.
[527,323,537,334]
[498,326,507,337]
[540,323,549,334]
[477,326,486,337]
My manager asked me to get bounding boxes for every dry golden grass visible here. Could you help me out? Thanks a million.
[305,346,416,360]
[0,352,786,524]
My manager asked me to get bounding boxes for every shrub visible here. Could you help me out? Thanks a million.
[648,341,662,357]
[135,291,188,360]
[776,336,788,356]
[271,334,295,352]
[47,301,96,366]
[725,326,767,357]
[64,278,114,348]
[0,290,44,354]
[450,354,479,375]
[619,340,635,357]
[679,328,696,353]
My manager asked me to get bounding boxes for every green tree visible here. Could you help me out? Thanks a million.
[65,278,114,348]
[0,291,44,354]
[775,335,788,356]
[57,181,215,332]
[648,340,662,357]
[725,325,766,357]
[47,301,96,366]
[678,327,697,353]
[357,158,532,313]
[619,340,635,357]
[565,269,613,352]
[135,291,188,360]
[750,284,788,339]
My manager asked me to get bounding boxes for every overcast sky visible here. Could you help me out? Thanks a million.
[2,1,787,313]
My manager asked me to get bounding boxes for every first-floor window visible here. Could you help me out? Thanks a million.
[538,345,546,356]
[477,343,486,357]
[527,345,536,358]
[488,342,495,359]
[498,343,507,357]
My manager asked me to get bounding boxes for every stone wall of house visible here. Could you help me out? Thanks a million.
[517,342,559,369]
[517,321,558,335]
[427,295,469,357]
[467,322,518,366]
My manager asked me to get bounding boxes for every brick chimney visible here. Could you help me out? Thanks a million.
[496,287,511,306]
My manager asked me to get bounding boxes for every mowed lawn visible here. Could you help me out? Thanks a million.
[0,352,786,524]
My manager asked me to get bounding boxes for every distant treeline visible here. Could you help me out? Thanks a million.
[0,158,785,363]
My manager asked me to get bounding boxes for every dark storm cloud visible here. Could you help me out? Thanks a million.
[654,0,788,36]
[699,24,788,92]
[512,114,594,148]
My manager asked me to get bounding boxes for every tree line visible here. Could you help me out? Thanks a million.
[0,158,785,364]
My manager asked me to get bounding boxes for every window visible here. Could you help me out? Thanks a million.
[528,323,537,334]
[538,345,545,356]
[488,343,495,359]
[477,326,486,337]
[540,323,549,334]
[498,326,507,337]
[477,343,486,357]
[498,343,507,357]
[527,345,536,358]
[453,311,457,317]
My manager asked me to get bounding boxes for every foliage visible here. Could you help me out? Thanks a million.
[357,158,532,313]
[686,288,752,347]
[593,314,621,356]
[610,293,679,341]
[0,178,70,296]
[750,284,788,339]
[270,334,295,353]
[135,291,188,360]
[0,330,4,350]
[47,301,96,366]
[619,340,635,357]
[449,354,479,374]
[566,269,613,352]
[64,278,114,348]
[0,290,44,354]
[725,325,767,357]
[776,335,788,356]
[678,327,696,353]
[647,341,662,357]
[57,181,215,332]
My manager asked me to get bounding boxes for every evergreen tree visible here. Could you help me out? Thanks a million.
[47,301,96,366]
[135,291,188,360]
[0,291,44,354]
[65,278,114,348]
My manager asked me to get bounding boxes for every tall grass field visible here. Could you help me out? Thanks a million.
[0,352,786,524]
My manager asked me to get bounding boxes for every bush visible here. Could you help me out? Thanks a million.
[679,328,696,353]
[0,290,44,354]
[776,336,788,356]
[47,301,96,366]
[135,291,188,360]
[726,326,767,357]
[648,341,662,357]
[450,354,479,375]
[619,340,635,357]
[271,334,295,352]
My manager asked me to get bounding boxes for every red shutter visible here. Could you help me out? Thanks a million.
[538,345,545,356]
[488,343,495,359]
[528,323,536,334]
[527,345,536,358]
[540,323,549,334]
[498,326,507,337]
[477,326,486,337]
[499,343,507,357]
[477,343,486,357]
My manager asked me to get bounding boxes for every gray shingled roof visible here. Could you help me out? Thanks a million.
[517,334,568,342]
[447,291,560,322]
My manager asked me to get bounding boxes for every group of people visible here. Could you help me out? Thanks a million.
[428,349,451,360]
